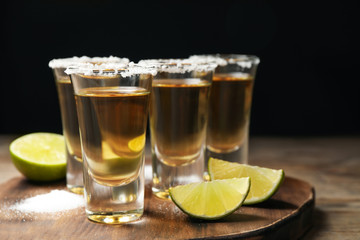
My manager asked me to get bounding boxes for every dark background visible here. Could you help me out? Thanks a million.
[2,0,359,136]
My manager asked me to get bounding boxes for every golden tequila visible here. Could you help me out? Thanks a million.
[55,77,83,193]
[150,79,211,167]
[76,86,150,186]
[207,73,254,153]
[56,78,82,160]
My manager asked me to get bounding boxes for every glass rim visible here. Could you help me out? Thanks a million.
[48,56,130,69]
[138,58,217,73]
[189,54,260,66]
[65,62,157,77]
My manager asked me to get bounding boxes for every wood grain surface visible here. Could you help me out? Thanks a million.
[1,136,360,239]
[0,176,314,240]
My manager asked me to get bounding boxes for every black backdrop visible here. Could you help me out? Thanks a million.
[2,0,359,135]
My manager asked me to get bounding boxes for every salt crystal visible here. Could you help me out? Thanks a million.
[189,54,260,68]
[48,56,129,69]
[10,190,84,213]
[189,55,228,66]
[138,59,217,73]
[65,62,157,77]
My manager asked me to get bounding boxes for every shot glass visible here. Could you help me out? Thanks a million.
[49,56,129,194]
[190,54,260,173]
[140,59,215,199]
[66,63,155,224]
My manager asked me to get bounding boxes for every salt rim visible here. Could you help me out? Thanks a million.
[65,62,157,77]
[189,54,260,68]
[138,59,217,73]
[48,56,129,69]
[188,55,228,66]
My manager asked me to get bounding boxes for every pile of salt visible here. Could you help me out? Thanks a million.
[10,190,84,213]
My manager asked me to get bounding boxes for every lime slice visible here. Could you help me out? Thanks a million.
[9,133,66,182]
[208,158,284,205]
[169,178,250,220]
[128,134,146,153]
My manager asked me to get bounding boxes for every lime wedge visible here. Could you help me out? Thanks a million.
[128,134,146,153]
[208,158,284,205]
[9,133,66,182]
[169,178,250,220]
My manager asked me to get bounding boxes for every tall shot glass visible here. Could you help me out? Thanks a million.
[140,59,215,199]
[190,55,260,175]
[49,56,129,194]
[66,63,155,224]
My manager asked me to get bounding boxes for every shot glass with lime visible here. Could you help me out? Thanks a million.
[190,55,260,179]
[139,59,216,200]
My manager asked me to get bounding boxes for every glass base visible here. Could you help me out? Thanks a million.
[67,185,84,195]
[66,154,84,194]
[151,149,204,200]
[203,172,211,181]
[205,142,248,163]
[205,148,248,164]
[86,209,143,224]
[152,187,170,200]
[206,145,240,154]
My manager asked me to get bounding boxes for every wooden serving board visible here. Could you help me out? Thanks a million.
[0,176,314,240]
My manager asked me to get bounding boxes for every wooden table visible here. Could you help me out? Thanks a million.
[0,135,359,239]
